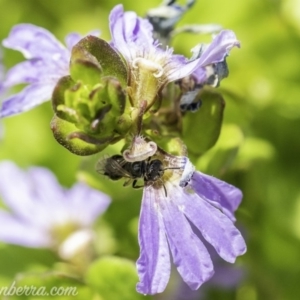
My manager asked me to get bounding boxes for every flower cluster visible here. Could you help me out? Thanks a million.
[0,3,239,155]
[0,0,246,296]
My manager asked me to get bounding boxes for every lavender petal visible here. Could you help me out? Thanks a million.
[191,171,243,221]
[0,162,63,226]
[109,4,154,61]
[167,55,201,82]
[136,186,171,295]
[177,189,246,263]
[3,24,68,60]
[0,211,51,247]
[65,182,111,226]
[0,83,54,117]
[197,30,240,67]
[161,183,214,290]
[168,30,239,82]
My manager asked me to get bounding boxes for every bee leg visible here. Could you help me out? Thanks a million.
[132,180,144,189]
[123,179,132,187]
[162,184,168,197]
[158,179,168,197]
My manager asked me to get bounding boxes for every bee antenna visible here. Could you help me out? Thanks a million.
[163,166,181,171]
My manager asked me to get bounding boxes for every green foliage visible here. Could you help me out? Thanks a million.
[85,257,151,300]
[1,0,300,299]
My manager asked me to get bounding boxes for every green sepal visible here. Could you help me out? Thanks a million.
[50,115,112,156]
[85,256,151,300]
[52,75,78,122]
[94,77,125,117]
[52,75,128,138]
[115,113,133,135]
[71,35,128,86]
[70,58,102,86]
[182,89,225,156]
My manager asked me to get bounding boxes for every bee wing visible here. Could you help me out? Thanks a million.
[96,155,132,178]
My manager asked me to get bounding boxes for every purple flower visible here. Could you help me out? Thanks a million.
[0,161,110,259]
[109,5,239,107]
[1,24,99,117]
[136,155,246,295]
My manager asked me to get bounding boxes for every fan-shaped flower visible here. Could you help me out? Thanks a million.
[136,155,246,294]
[0,161,110,259]
[0,25,99,117]
[109,4,239,110]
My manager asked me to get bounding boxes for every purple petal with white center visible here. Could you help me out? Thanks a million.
[0,211,51,247]
[161,182,214,290]
[190,171,243,221]
[0,83,55,117]
[136,186,171,295]
[109,4,154,61]
[108,5,237,86]
[175,188,246,263]
[0,161,111,248]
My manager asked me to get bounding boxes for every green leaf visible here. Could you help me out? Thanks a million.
[182,89,225,156]
[50,115,111,156]
[85,256,151,300]
[196,124,244,176]
[72,36,128,87]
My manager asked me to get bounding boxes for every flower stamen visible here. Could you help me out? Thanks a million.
[132,57,164,78]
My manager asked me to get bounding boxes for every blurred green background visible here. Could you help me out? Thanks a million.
[0,0,300,299]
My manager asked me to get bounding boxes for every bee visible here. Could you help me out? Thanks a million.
[96,155,179,196]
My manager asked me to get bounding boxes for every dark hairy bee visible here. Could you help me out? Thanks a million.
[96,155,177,196]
